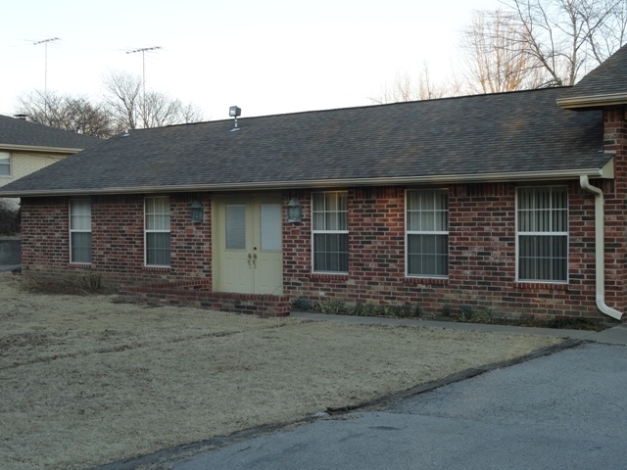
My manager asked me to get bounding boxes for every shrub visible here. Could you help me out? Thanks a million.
[458,307,493,324]
[316,299,348,315]
[291,298,314,311]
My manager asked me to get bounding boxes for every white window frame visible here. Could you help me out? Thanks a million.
[69,198,92,264]
[144,196,171,267]
[516,186,569,284]
[0,151,11,177]
[405,189,449,278]
[311,191,348,274]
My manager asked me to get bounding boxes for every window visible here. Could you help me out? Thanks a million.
[312,192,348,273]
[69,199,92,264]
[225,205,246,250]
[145,197,171,266]
[517,186,568,282]
[0,152,10,176]
[260,204,282,251]
[406,190,449,277]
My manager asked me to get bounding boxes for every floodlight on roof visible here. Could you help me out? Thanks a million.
[230,106,241,132]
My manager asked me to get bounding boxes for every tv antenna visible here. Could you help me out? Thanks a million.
[33,37,60,121]
[126,46,162,128]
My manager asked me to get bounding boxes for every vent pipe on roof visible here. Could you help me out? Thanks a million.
[13,114,28,121]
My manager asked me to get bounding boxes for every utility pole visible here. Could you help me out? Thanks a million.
[126,46,162,128]
[33,37,60,122]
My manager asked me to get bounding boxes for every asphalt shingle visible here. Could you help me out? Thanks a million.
[0,114,100,150]
[559,43,627,100]
[0,87,611,196]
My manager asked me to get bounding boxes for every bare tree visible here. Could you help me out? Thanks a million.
[17,91,115,138]
[103,72,142,130]
[499,0,627,86]
[462,10,547,93]
[370,62,460,104]
[103,71,204,130]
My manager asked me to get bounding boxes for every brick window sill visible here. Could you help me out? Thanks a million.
[307,273,349,281]
[403,277,449,286]
[515,282,568,291]
[143,266,172,272]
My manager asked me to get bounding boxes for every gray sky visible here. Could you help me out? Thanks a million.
[2,0,500,120]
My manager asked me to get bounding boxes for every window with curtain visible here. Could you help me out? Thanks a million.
[517,186,568,282]
[312,192,348,273]
[145,196,171,266]
[69,199,92,264]
[406,190,449,277]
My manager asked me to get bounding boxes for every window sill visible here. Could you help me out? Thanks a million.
[144,265,171,272]
[404,277,449,285]
[308,272,349,280]
[515,282,568,291]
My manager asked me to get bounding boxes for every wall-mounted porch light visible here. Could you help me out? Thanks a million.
[287,197,302,223]
[191,200,204,223]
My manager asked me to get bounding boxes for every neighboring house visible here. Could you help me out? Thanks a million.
[0,114,100,209]
[1,45,626,321]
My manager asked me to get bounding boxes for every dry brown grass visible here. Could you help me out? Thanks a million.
[0,274,564,470]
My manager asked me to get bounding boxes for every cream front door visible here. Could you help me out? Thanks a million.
[213,194,283,295]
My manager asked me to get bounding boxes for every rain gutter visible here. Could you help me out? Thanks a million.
[557,93,627,109]
[0,162,614,198]
[579,175,623,320]
[0,143,86,154]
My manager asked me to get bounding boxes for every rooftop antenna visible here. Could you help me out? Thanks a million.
[229,106,241,131]
[32,37,60,122]
[126,46,162,128]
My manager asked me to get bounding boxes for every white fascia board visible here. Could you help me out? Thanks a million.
[556,93,627,109]
[1,163,614,198]
[0,143,85,154]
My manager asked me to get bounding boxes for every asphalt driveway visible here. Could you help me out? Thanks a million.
[167,341,627,470]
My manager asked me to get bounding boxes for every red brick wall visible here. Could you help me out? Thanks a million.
[21,193,212,285]
[20,182,615,320]
[282,183,607,319]
[603,106,627,313]
[21,197,71,270]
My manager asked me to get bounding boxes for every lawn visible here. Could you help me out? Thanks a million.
[0,274,563,469]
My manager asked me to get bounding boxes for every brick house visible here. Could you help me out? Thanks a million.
[1,45,626,320]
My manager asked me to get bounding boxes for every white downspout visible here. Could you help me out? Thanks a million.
[579,175,623,320]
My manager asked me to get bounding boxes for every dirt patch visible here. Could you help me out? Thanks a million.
[0,274,564,470]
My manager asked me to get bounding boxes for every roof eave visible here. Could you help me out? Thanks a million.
[0,143,86,154]
[557,93,627,109]
[1,162,614,198]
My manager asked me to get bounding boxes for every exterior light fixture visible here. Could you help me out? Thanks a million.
[229,106,241,132]
[287,197,302,223]
[191,200,203,223]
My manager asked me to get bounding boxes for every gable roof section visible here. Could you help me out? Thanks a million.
[0,87,612,197]
[0,114,100,153]
[557,43,627,109]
